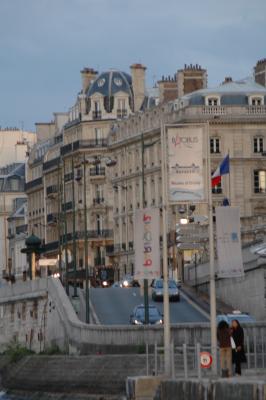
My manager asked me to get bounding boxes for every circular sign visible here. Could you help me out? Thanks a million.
[200,352,212,369]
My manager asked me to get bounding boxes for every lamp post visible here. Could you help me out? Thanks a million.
[62,158,69,295]
[71,155,77,298]
[57,160,62,281]
[82,154,90,324]
[141,133,160,325]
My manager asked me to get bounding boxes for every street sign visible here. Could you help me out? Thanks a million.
[200,352,213,369]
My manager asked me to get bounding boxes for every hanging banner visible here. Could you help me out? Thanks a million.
[216,206,244,278]
[167,125,205,202]
[134,208,160,280]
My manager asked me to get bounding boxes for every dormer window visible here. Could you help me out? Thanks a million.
[252,98,262,106]
[93,101,101,120]
[205,96,220,106]
[117,98,127,119]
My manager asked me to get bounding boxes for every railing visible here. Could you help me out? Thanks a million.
[92,111,102,120]
[64,118,81,130]
[94,257,106,266]
[64,172,74,182]
[247,105,266,114]
[89,167,105,176]
[43,157,60,171]
[93,197,104,205]
[88,229,113,239]
[46,185,58,196]
[44,241,59,252]
[62,201,73,212]
[117,109,128,119]
[47,213,58,224]
[73,139,108,149]
[16,224,28,235]
[60,143,73,156]
[25,177,43,191]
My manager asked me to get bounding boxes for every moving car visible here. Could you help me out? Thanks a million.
[216,311,256,325]
[130,304,163,325]
[121,275,140,288]
[151,279,180,302]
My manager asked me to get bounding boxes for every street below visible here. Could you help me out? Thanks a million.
[90,287,208,325]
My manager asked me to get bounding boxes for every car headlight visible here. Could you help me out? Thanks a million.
[156,291,162,296]
[134,319,143,325]
[123,280,129,287]
[156,319,163,325]
[102,281,108,286]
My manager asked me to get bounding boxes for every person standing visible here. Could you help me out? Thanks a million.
[231,319,246,376]
[217,320,232,377]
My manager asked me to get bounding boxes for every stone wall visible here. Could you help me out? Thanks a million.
[0,278,265,355]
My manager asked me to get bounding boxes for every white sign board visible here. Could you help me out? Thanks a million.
[167,126,205,202]
[134,208,160,280]
[216,206,244,278]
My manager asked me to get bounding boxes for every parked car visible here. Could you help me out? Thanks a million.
[151,279,180,302]
[121,275,140,288]
[216,311,256,325]
[130,304,163,325]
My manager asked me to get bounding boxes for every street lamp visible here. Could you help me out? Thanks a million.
[141,133,160,325]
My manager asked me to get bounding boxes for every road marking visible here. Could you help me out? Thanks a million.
[180,290,210,320]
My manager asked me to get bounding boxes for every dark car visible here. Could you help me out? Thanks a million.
[130,304,163,325]
[151,279,180,302]
[121,275,140,288]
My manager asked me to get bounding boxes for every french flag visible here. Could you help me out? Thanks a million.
[212,154,230,187]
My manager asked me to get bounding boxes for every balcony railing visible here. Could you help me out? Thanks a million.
[44,241,59,252]
[90,167,105,177]
[60,143,73,156]
[93,197,104,205]
[64,172,74,182]
[47,213,58,225]
[25,177,43,191]
[62,201,73,212]
[46,185,58,196]
[117,109,128,119]
[16,224,28,235]
[43,157,60,171]
[94,257,106,266]
[87,229,113,239]
[73,139,108,150]
[92,111,102,120]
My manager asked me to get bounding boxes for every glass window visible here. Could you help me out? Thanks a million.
[210,137,220,154]
[254,170,266,193]
[208,98,218,106]
[254,137,263,153]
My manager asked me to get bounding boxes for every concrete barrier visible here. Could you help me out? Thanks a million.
[0,278,265,354]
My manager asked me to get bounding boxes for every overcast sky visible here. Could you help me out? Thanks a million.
[0,0,265,131]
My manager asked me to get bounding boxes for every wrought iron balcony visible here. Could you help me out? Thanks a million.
[43,157,60,172]
[92,111,102,120]
[62,201,73,212]
[46,185,58,197]
[60,143,73,156]
[73,139,107,150]
[64,172,74,182]
[47,213,58,225]
[93,197,104,205]
[117,109,127,119]
[25,177,43,191]
[87,229,113,239]
[16,224,28,235]
[89,167,105,177]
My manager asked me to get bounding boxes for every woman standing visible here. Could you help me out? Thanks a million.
[231,319,246,376]
[217,320,232,377]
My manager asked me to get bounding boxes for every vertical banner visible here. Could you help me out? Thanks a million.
[216,206,244,278]
[134,208,160,280]
[167,126,205,202]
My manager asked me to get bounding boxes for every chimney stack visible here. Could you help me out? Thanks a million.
[80,67,98,94]
[130,63,146,111]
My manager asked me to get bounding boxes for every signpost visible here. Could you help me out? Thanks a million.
[200,351,213,369]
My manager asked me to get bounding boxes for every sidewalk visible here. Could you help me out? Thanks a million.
[181,283,234,316]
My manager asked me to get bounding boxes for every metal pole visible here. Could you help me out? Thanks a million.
[57,161,62,280]
[71,156,77,297]
[195,252,198,292]
[207,122,218,375]
[83,154,90,324]
[141,133,149,325]
[161,121,171,376]
[63,158,69,295]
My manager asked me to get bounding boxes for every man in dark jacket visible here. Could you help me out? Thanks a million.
[217,320,232,377]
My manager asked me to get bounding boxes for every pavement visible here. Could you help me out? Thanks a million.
[89,286,209,325]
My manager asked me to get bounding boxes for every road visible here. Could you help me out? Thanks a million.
[90,287,208,325]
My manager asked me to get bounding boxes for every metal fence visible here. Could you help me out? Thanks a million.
[146,334,266,378]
